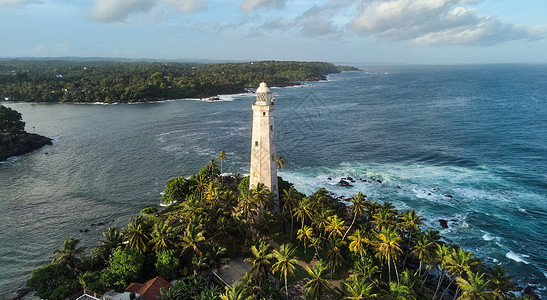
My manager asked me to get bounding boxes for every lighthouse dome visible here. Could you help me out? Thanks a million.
[256,82,270,93]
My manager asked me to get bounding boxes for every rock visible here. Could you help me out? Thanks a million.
[397,186,401,189]
[0,133,53,161]
[377,179,383,183]
[428,193,432,196]
[439,219,449,228]
[84,229,90,232]
[13,286,29,299]
[327,177,332,180]
[523,286,540,299]
[338,179,353,187]
[444,194,453,198]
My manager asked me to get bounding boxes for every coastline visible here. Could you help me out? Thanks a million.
[0,133,52,161]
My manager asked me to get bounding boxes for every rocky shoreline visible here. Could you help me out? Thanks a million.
[0,133,52,161]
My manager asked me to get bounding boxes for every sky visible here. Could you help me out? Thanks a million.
[1,0,546,64]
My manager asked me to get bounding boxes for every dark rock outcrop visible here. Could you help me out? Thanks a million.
[338,179,353,187]
[0,133,52,161]
[439,219,449,229]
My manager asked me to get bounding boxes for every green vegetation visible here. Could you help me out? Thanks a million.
[0,104,25,138]
[27,151,524,300]
[0,60,346,103]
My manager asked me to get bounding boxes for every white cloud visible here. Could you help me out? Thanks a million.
[349,0,547,45]
[88,0,207,23]
[0,0,40,9]
[88,0,156,22]
[165,0,207,13]
[240,0,286,12]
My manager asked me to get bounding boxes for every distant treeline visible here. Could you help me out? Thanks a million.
[0,60,357,103]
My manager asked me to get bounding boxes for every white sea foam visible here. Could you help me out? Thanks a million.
[506,251,529,264]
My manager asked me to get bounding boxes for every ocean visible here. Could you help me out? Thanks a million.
[1,64,546,297]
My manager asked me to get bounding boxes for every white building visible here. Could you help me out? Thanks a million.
[249,83,278,198]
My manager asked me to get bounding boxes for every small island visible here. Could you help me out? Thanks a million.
[0,105,52,161]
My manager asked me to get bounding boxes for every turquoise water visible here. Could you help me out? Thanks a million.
[1,64,546,297]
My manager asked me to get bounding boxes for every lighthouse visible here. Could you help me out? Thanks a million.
[249,82,278,198]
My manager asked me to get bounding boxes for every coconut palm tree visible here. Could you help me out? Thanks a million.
[282,187,301,238]
[487,265,514,299]
[349,229,369,259]
[325,239,345,273]
[456,271,499,300]
[371,206,396,232]
[123,216,150,254]
[343,192,367,240]
[194,175,209,200]
[275,156,285,169]
[313,208,334,240]
[305,260,332,300]
[180,223,207,258]
[349,255,380,284]
[52,238,85,272]
[297,225,314,254]
[272,243,298,300]
[325,215,347,240]
[380,281,416,300]
[375,227,403,282]
[218,150,226,178]
[220,281,253,300]
[238,191,258,224]
[95,227,123,262]
[344,277,377,300]
[150,220,176,253]
[442,247,478,299]
[244,240,275,287]
[433,244,452,299]
[411,234,435,276]
[293,197,312,230]
[399,209,425,265]
[250,183,275,212]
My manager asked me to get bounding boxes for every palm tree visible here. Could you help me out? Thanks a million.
[371,205,396,232]
[442,247,478,299]
[244,240,275,287]
[456,271,499,300]
[487,265,514,299]
[123,216,150,254]
[411,234,435,276]
[52,238,85,271]
[343,192,367,240]
[310,209,331,244]
[399,209,425,266]
[275,156,285,169]
[375,227,403,282]
[220,281,253,300]
[349,255,380,284]
[238,191,258,224]
[293,197,312,230]
[348,229,369,259]
[282,187,301,238]
[344,277,376,300]
[325,215,347,240]
[305,260,332,300]
[297,225,314,254]
[95,227,122,261]
[433,244,452,299]
[325,239,345,273]
[194,175,209,200]
[250,183,275,212]
[272,243,298,300]
[150,220,176,253]
[180,223,207,258]
[218,150,226,178]
[381,281,416,300]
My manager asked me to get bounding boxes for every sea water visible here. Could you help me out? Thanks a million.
[1,64,546,297]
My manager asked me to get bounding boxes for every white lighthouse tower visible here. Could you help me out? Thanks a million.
[249,82,278,198]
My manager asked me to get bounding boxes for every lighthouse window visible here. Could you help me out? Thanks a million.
[255,141,258,146]
[270,125,273,131]
[263,112,266,116]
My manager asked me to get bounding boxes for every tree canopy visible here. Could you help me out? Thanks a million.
[0,105,25,136]
[0,60,353,103]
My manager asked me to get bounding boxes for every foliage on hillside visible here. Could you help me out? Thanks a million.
[26,155,523,300]
[0,60,344,103]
